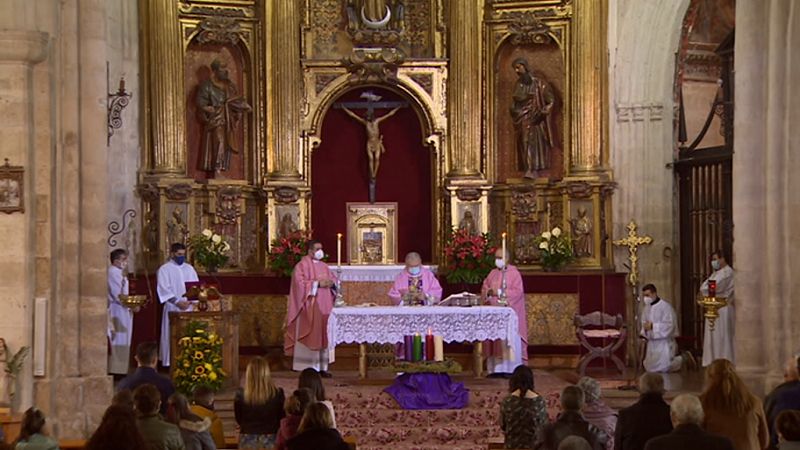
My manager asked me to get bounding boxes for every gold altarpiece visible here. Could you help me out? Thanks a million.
[136,0,614,272]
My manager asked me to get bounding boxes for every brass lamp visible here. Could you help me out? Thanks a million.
[697,295,728,331]
[119,294,149,311]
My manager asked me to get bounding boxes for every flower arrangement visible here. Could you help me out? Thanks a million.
[534,226,574,271]
[443,228,497,284]
[188,229,230,272]
[268,229,312,277]
[173,320,225,395]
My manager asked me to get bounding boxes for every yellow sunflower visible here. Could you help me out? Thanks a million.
[193,351,204,360]
[208,372,217,381]
[195,365,206,375]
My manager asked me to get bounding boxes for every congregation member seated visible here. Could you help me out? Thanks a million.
[577,377,617,450]
[117,342,176,415]
[559,436,593,450]
[276,389,314,450]
[12,408,59,450]
[85,404,148,450]
[614,372,672,450]
[133,384,184,450]
[701,359,769,450]
[286,402,350,450]
[482,249,528,376]
[298,368,337,428]
[189,386,225,449]
[500,365,548,449]
[534,386,607,450]
[389,252,442,305]
[775,410,800,450]
[234,357,285,450]
[644,394,733,450]
[111,389,134,410]
[765,355,800,449]
[166,393,216,450]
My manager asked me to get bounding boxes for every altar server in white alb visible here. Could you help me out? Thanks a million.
[639,284,695,372]
[108,249,133,374]
[157,242,199,367]
[699,249,735,367]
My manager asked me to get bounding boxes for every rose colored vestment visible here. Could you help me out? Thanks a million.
[481,265,528,370]
[388,268,443,305]
[284,256,337,355]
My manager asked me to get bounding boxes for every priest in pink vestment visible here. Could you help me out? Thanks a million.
[389,252,443,305]
[284,239,337,376]
[482,248,528,376]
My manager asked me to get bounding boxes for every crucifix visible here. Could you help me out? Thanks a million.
[334,91,408,203]
[612,220,653,288]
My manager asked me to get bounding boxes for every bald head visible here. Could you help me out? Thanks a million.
[405,252,422,276]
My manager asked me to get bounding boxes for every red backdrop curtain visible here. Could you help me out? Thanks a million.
[311,87,433,262]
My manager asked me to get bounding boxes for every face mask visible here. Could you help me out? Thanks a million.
[495,259,506,269]
[313,249,324,260]
[174,255,186,266]
[643,296,653,305]
[711,260,720,271]
[408,266,421,276]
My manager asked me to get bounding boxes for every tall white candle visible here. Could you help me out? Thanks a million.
[337,233,342,268]
[501,232,507,263]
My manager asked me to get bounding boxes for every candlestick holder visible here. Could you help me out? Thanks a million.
[334,267,346,307]
[497,266,509,306]
[697,295,727,331]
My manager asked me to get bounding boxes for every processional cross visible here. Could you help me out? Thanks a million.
[334,91,408,203]
[612,221,653,287]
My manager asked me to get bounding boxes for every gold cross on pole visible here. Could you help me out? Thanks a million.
[612,221,653,287]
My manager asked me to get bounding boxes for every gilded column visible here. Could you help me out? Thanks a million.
[572,0,605,172]
[142,0,184,174]
[446,0,482,177]
[270,0,301,179]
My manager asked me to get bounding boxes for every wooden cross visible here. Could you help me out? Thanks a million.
[612,221,652,287]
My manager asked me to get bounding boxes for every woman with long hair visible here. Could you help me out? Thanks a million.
[234,356,285,449]
[85,405,148,450]
[166,392,216,450]
[499,365,548,449]
[297,368,336,428]
[13,408,58,450]
[286,402,349,450]
[701,359,768,450]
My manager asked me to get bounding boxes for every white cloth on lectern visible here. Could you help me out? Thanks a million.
[108,265,132,374]
[640,298,683,373]
[157,260,199,366]
[700,265,735,366]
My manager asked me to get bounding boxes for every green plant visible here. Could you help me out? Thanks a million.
[267,229,312,277]
[189,229,230,272]
[2,341,29,377]
[172,321,225,395]
[443,228,497,284]
[534,226,574,271]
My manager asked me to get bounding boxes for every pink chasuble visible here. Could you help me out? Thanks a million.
[388,268,443,305]
[481,265,528,361]
[284,256,337,355]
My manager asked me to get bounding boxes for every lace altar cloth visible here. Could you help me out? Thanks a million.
[327,306,519,363]
[327,264,438,282]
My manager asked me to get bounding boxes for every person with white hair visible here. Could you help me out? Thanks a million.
[614,373,672,450]
[388,252,442,305]
[577,377,617,450]
[644,394,733,450]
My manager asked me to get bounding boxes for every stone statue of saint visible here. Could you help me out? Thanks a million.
[342,106,401,180]
[167,208,188,246]
[196,59,252,175]
[278,213,298,238]
[459,210,477,236]
[510,58,556,178]
[571,206,593,257]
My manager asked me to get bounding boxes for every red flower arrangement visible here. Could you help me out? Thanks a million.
[443,228,497,284]
[268,229,312,277]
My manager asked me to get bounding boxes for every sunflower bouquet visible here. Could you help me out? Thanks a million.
[173,320,226,394]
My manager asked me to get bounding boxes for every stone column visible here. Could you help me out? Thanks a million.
[733,0,800,395]
[0,30,48,411]
[141,0,184,174]
[270,0,302,179]
[446,0,481,177]
[571,0,605,172]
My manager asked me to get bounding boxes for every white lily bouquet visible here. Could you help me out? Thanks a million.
[188,228,230,272]
[534,226,574,271]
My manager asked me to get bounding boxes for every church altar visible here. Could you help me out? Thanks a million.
[168,311,240,389]
[328,305,520,378]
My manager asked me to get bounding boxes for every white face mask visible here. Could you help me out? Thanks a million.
[313,249,324,260]
[643,296,654,305]
[495,258,505,269]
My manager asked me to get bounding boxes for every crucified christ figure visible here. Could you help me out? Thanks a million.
[341,106,401,180]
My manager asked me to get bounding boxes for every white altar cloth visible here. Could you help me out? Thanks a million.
[327,264,438,282]
[326,305,519,363]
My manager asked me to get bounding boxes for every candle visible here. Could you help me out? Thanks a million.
[412,333,423,362]
[501,232,507,263]
[336,233,342,268]
[119,77,125,92]
[708,280,717,297]
[404,335,413,361]
[425,328,434,361]
[434,335,444,362]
